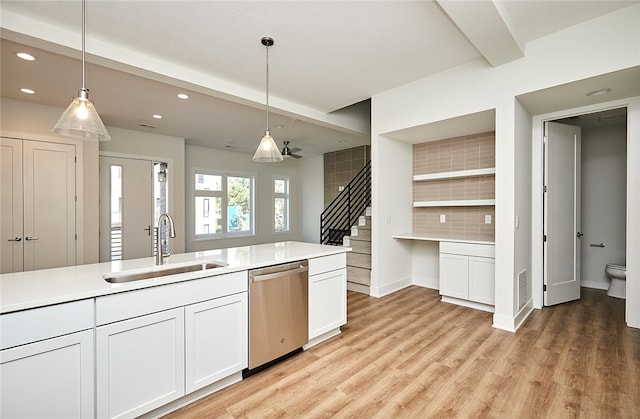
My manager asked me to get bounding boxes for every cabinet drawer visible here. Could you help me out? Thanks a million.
[309,253,346,276]
[440,242,495,258]
[0,299,94,350]
[96,271,247,325]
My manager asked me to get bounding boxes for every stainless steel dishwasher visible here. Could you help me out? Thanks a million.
[246,260,309,373]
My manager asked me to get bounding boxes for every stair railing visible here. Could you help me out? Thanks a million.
[320,160,371,245]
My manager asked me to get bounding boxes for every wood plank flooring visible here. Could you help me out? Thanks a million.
[164,286,640,418]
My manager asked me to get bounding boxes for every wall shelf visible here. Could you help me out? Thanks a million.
[413,168,495,182]
[413,199,496,207]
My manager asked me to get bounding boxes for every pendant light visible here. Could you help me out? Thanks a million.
[252,37,283,162]
[52,0,111,141]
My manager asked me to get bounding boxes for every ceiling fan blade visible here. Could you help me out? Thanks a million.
[290,147,302,153]
[291,154,303,159]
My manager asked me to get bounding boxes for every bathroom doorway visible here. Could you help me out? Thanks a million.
[544,107,627,304]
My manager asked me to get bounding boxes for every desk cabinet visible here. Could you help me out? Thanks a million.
[439,242,495,310]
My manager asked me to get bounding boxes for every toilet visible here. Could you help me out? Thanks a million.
[605,263,626,299]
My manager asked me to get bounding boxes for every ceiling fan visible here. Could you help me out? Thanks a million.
[281,141,302,159]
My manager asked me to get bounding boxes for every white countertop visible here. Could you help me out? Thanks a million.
[0,241,350,314]
[392,233,494,245]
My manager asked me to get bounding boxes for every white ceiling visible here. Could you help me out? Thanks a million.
[1,1,637,157]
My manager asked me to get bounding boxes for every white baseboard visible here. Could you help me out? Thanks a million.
[581,280,609,291]
[370,276,412,298]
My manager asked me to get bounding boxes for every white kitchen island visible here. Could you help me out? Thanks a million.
[0,241,350,419]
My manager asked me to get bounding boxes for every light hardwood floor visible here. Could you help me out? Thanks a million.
[164,286,640,418]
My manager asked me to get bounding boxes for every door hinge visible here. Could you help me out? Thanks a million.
[543,235,547,242]
[75,234,78,240]
[543,284,547,291]
[543,185,547,193]
[75,156,77,163]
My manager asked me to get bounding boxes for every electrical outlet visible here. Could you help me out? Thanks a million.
[485,215,492,224]
[440,214,446,223]
[338,186,345,192]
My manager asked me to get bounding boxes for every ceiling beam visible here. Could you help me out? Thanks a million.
[437,0,523,67]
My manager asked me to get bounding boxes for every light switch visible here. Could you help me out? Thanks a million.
[338,186,345,191]
[440,214,446,223]
[485,215,492,224]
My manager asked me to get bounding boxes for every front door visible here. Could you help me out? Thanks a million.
[544,122,582,305]
[99,156,154,261]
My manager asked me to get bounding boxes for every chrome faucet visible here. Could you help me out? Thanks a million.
[155,213,176,265]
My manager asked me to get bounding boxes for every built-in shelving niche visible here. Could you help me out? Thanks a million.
[412,131,495,242]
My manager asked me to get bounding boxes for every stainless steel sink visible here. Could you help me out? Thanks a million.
[104,261,227,283]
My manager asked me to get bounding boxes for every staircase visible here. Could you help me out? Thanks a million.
[343,207,371,295]
[320,161,371,295]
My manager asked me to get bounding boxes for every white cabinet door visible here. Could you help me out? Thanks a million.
[185,292,248,393]
[309,268,346,340]
[96,308,185,419]
[0,330,94,419]
[469,256,495,305]
[439,253,469,299]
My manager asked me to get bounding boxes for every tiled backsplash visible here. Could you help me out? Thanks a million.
[413,132,495,241]
[324,145,370,207]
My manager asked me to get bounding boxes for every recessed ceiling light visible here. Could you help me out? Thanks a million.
[177,93,189,99]
[16,52,35,61]
[20,88,36,94]
[586,88,611,97]
[152,114,163,119]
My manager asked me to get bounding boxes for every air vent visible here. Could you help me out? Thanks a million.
[139,123,156,128]
[518,270,527,309]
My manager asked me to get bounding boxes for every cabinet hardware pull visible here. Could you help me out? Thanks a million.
[25,236,39,241]
[7,236,22,242]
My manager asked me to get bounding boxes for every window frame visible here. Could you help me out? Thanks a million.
[273,175,290,233]
[193,169,255,240]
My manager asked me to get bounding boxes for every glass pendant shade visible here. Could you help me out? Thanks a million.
[253,129,283,162]
[53,89,111,141]
[253,36,283,162]
[52,0,110,141]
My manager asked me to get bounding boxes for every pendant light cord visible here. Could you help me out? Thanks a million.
[81,0,86,91]
[265,42,270,131]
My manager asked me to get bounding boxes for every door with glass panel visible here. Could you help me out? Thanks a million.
[99,156,169,261]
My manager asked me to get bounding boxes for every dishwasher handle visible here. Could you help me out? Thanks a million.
[250,265,309,282]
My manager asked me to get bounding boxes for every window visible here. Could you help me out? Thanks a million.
[274,177,290,232]
[194,172,253,238]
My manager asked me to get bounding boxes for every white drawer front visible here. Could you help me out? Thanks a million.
[440,242,495,258]
[0,299,94,350]
[96,271,247,325]
[309,253,346,276]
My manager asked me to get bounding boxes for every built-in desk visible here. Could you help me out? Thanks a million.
[393,234,495,312]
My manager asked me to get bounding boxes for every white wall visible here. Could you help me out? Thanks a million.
[512,99,533,326]
[370,5,640,329]
[626,99,640,327]
[99,127,186,254]
[300,155,323,243]
[580,123,627,290]
[185,145,304,251]
[370,133,413,297]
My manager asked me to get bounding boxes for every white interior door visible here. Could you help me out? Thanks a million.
[0,138,24,273]
[544,122,581,306]
[23,141,77,271]
[99,156,153,261]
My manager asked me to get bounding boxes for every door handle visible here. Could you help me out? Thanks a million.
[576,232,584,238]
[144,225,151,236]
[7,236,22,242]
[25,236,39,241]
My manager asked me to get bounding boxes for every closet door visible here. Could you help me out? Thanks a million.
[0,138,24,273]
[22,140,77,271]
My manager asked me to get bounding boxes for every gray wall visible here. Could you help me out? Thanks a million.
[580,123,627,289]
